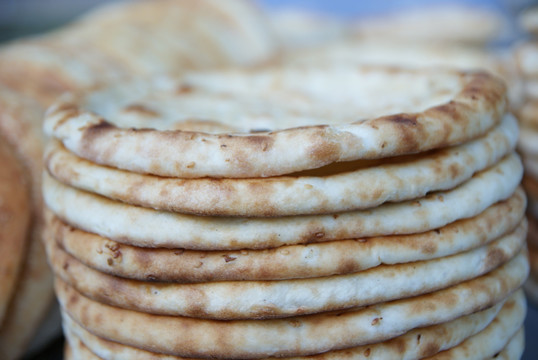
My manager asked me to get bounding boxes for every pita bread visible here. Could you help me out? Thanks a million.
[44,67,507,178]
[0,85,56,360]
[45,114,518,216]
[0,140,30,326]
[424,294,525,360]
[42,153,523,250]
[491,327,525,360]
[46,222,526,319]
[45,190,525,282]
[68,0,277,77]
[0,36,128,107]
[54,251,528,358]
[61,293,514,360]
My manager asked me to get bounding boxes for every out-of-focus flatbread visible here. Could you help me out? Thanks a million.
[0,140,30,326]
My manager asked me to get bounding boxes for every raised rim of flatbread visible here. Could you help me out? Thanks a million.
[44,67,506,178]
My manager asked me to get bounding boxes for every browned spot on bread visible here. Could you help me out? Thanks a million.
[123,104,159,117]
[176,84,193,94]
[485,248,509,271]
[423,341,441,357]
[385,114,418,127]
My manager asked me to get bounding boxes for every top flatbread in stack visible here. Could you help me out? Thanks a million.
[43,65,527,358]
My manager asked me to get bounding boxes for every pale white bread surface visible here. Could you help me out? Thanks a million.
[515,42,538,77]
[0,140,30,326]
[55,252,528,358]
[424,292,526,360]
[283,40,523,110]
[490,327,525,360]
[44,67,507,178]
[68,0,277,77]
[43,153,523,250]
[60,295,509,360]
[46,190,525,282]
[351,5,506,44]
[45,114,518,216]
[46,222,526,319]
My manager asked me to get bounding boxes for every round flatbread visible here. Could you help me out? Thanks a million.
[43,153,523,250]
[44,67,506,178]
[61,292,515,360]
[54,252,528,358]
[68,0,277,77]
[45,114,518,216]
[0,140,30,326]
[424,294,525,360]
[45,190,525,282]
[46,221,526,319]
[490,327,525,360]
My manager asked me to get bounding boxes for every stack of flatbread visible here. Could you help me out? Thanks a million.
[42,65,527,359]
[515,7,538,305]
[0,0,277,358]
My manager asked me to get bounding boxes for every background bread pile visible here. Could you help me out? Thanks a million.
[0,0,277,358]
[515,6,538,306]
[40,63,528,358]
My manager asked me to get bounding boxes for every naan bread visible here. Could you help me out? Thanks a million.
[42,154,523,250]
[45,191,525,282]
[54,252,528,358]
[44,114,518,216]
[44,67,506,178]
